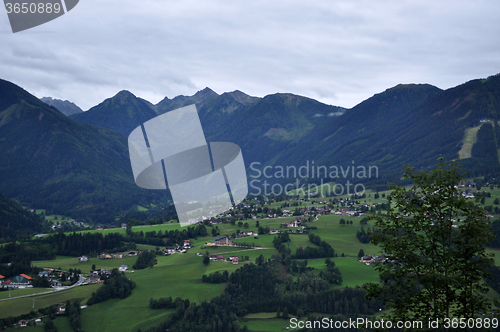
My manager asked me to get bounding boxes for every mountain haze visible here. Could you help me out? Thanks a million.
[40,97,83,116]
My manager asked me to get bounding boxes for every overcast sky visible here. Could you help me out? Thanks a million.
[1,0,499,111]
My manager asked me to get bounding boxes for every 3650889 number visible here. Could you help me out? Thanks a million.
[5,2,61,14]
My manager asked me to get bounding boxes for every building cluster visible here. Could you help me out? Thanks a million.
[209,254,239,264]
[359,254,389,266]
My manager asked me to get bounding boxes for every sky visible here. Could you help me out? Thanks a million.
[1,0,499,111]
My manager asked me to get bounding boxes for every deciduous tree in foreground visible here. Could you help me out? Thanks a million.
[363,159,494,321]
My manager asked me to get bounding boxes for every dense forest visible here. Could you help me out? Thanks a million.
[0,194,47,241]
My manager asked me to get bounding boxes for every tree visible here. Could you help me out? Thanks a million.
[282,307,289,319]
[357,249,365,260]
[44,319,58,332]
[203,255,210,265]
[363,159,494,322]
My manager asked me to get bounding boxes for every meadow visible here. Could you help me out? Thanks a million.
[6,186,500,331]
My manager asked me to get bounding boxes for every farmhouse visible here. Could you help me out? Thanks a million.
[87,274,101,284]
[210,218,222,224]
[282,220,300,228]
[214,236,232,246]
[165,247,176,255]
[79,256,89,262]
[99,253,112,260]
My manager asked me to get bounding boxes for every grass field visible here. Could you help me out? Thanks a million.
[458,124,482,159]
[8,185,500,331]
[0,287,53,300]
[241,317,296,331]
[0,283,101,319]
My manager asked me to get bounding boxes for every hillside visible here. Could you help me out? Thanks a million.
[0,79,161,223]
[0,194,44,240]
[270,76,500,185]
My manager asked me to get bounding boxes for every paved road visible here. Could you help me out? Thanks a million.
[0,275,85,302]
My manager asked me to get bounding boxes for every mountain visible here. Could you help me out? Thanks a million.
[40,97,83,116]
[154,87,219,114]
[70,90,157,137]
[4,74,500,221]
[0,193,45,240]
[272,75,500,185]
[204,93,347,168]
[0,79,160,223]
[197,90,261,134]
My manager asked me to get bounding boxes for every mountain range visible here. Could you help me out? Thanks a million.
[0,79,162,223]
[1,74,500,222]
[40,97,83,116]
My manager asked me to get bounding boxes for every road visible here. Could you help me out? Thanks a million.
[0,275,85,302]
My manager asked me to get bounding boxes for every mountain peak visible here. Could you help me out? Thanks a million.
[194,87,218,98]
[114,90,137,100]
[40,97,83,116]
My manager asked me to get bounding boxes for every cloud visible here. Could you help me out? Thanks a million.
[0,0,499,110]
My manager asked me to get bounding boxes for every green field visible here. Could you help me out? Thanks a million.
[6,185,500,331]
[242,317,296,332]
[0,284,101,319]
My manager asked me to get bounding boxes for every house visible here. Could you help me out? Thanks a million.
[214,236,232,246]
[210,218,222,224]
[128,251,138,256]
[88,274,101,284]
[10,274,32,286]
[183,240,191,248]
[50,279,62,287]
[269,229,281,235]
[119,265,128,272]
[58,305,66,314]
[0,274,4,285]
[282,220,300,228]
[210,254,218,260]
[114,252,126,259]
[19,320,28,327]
[165,247,176,255]
[121,223,127,229]
[99,253,112,260]
[216,255,225,261]
[232,257,239,264]
[79,256,89,262]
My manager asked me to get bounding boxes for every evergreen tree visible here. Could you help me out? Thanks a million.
[357,249,365,259]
